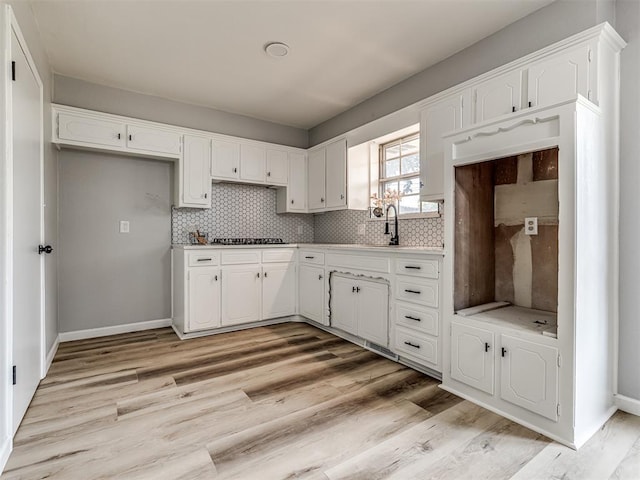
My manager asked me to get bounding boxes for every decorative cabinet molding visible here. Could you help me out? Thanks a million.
[57,112,126,149]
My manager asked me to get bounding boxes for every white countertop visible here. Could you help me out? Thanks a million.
[172,243,445,254]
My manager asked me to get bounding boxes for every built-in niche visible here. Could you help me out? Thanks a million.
[454,147,558,336]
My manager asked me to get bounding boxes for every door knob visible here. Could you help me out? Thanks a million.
[38,245,53,255]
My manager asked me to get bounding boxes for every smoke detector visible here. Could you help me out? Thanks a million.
[264,42,290,58]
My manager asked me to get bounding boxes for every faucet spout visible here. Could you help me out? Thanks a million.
[385,204,399,246]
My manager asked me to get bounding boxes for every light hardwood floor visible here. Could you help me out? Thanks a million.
[2,323,639,479]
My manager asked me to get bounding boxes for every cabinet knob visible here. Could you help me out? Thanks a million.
[117,133,121,140]
[512,106,516,113]
[340,194,344,199]
[264,272,268,278]
[233,167,237,173]
[257,272,260,278]
[129,134,133,141]
[267,171,271,177]
[501,347,507,357]
[320,197,325,203]
[204,193,207,199]
[352,286,356,293]
[214,275,218,281]
[291,199,294,204]
[528,101,533,108]
[318,274,323,280]
[485,342,491,352]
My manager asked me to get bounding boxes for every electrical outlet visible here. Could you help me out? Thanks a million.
[297,225,304,235]
[358,224,366,235]
[119,220,130,234]
[525,217,538,235]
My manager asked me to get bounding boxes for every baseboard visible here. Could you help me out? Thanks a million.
[44,334,60,374]
[615,394,640,416]
[59,318,172,342]
[0,436,11,476]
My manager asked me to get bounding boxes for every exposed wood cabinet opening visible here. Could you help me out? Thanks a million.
[454,147,559,336]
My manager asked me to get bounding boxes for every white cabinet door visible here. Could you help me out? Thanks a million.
[266,149,289,186]
[308,148,326,210]
[325,138,347,209]
[240,144,266,183]
[451,322,495,395]
[299,264,324,323]
[57,112,126,148]
[187,267,220,332]
[181,135,211,207]
[211,139,240,180]
[420,90,471,201]
[262,263,296,319]
[288,152,307,212]
[500,335,559,421]
[330,275,358,336]
[473,69,523,123]
[126,124,182,156]
[357,280,389,346]
[221,266,261,326]
[527,45,591,109]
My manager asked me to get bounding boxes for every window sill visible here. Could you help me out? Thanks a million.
[366,211,441,222]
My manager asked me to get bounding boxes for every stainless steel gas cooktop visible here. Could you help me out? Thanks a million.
[210,237,286,246]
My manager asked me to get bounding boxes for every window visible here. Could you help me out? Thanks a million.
[376,133,439,216]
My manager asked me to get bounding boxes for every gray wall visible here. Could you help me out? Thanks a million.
[8,1,58,352]
[616,0,640,402]
[58,151,172,332]
[54,74,308,148]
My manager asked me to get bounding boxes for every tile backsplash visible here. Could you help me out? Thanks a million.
[172,183,443,247]
[313,209,444,247]
[172,183,315,244]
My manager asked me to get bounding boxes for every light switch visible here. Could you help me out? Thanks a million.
[525,217,538,235]
[119,220,130,234]
[358,224,366,235]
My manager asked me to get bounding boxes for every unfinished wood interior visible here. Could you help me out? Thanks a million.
[454,148,559,332]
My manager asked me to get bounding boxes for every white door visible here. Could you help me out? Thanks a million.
[500,335,559,421]
[266,149,288,186]
[325,138,347,208]
[262,263,296,319]
[211,139,240,180]
[308,148,326,210]
[473,69,523,123]
[181,135,211,207]
[450,322,495,395]
[126,124,182,156]
[11,28,44,434]
[330,275,358,336]
[240,144,266,183]
[357,280,389,346]
[187,267,220,332]
[288,153,307,212]
[527,45,591,109]
[221,266,261,326]
[298,264,324,322]
[57,112,125,148]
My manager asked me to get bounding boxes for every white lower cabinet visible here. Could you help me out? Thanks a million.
[187,267,220,332]
[330,274,389,346]
[262,263,296,319]
[450,321,559,421]
[221,266,262,326]
[298,264,325,323]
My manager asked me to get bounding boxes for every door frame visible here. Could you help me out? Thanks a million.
[0,4,45,470]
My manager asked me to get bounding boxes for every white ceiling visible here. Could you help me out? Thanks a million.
[30,0,555,129]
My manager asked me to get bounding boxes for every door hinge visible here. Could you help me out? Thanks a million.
[11,61,15,81]
[12,365,16,385]
[588,49,592,62]
[557,354,561,367]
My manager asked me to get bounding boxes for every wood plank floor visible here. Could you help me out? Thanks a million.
[2,322,639,479]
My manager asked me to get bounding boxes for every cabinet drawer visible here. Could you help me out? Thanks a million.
[262,249,295,263]
[326,253,390,273]
[394,326,438,366]
[188,251,219,267]
[395,276,439,307]
[395,258,439,279]
[395,303,439,336]
[300,251,325,265]
[221,250,261,265]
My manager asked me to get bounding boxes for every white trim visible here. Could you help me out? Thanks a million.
[0,436,10,476]
[59,318,172,342]
[44,335,60,374]
[615,394,640,416]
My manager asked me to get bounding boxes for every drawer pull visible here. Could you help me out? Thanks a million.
[405,315,421,322]
[197,258,212,262]
[485,342,491,352]
[404,265,421,270]
[404,289,421,294]
[404,341,420,349]
[318,274,323,280]
[305,256,315,259]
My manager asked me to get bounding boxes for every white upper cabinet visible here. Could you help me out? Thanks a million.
[527,44,592,109]
[211,138,240,180]
[473,69,524,123]
[308,148,326,211]
[266,149,289,186]
[276,152,307,213]
[181,134,211,208]
[240,144,267,183]
[57,112,126,148]
[126,124,182,156]
[420,90,471,201]
[325,138,347,209]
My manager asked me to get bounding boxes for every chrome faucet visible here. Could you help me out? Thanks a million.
[385,204,399,245]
